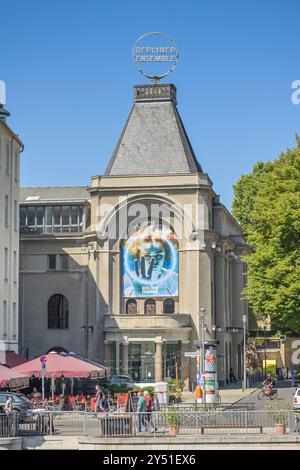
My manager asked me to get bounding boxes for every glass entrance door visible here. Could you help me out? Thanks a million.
[129,342,155,382]
[129,343,141,382]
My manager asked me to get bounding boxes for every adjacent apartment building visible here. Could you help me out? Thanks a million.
[0,101,23,353]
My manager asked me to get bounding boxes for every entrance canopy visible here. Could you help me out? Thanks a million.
[12,352,106,379]
[0,364,29,390]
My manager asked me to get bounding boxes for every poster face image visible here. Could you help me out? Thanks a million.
[122,224,178,298]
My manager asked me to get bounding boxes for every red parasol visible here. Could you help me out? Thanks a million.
[12,352,106,379]
[0,364,29,390]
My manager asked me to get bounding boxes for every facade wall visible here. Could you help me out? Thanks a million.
[87,173,247,386]
[19,174,247,386]
[19,237,98,360]
[0,124,22,353]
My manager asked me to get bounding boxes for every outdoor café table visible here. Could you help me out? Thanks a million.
[98,413,135,437]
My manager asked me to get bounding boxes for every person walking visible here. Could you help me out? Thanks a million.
[4,396,13,415]
[4,396,15,436]
[95,385,105,413]
[136,391,146,433]
[144,390,153,431]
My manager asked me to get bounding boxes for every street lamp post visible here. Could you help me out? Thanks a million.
[263,327,267,378]
[242,314,247,391]
[200,307,206,404]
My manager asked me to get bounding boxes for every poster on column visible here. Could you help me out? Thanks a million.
[204,346,217,395]
[122,223,179,297]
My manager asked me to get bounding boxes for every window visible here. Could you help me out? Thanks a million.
[126,299,137,315]
[13,251,17,282]
[6,143,9,175]
[47,254,57,270]
[14,151,18,180]
[59,254,69,270]
[144,299,156,315]
[20,205,84,234]
[62,206,69,225]
[36,206,44,226]
[163,342,181,379]
[27,206,35,226]
[20,206,26,227]
[3,301,8,337]
[5,195,8,226]
[47,254,69,270]
[48,294,69,329]
[14,201,18,230]
[45,206,53,233]
[163,298,175,314]
[4,247,8,280]
[12,303,17,338]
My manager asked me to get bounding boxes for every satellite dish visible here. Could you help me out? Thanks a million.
[0,81,6,106]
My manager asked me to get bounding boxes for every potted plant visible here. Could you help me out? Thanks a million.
[166,408,181,436]
[267,399,288,435]
[167,378,183,404]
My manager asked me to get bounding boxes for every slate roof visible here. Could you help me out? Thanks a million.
[20,186,90,203]
[105,87,202,176]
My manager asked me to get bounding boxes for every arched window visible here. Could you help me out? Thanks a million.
[48,294,69,329]
[46,346,69,354]
[163,298,175,314]
[126,299,137,315]
[145,299,156,315]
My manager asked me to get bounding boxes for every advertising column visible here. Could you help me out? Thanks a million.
[204,343,218,404]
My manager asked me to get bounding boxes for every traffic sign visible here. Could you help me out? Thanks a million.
[40,355,47,364]
[185,351,202,358]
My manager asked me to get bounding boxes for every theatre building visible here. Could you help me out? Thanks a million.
[19,83,248,387]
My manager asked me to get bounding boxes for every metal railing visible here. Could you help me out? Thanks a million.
[7,409,300,438]
[0,413,18,437]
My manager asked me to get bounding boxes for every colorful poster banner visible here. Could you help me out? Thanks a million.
[122,224,179,297]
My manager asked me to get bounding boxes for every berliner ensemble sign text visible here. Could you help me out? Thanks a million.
[134,46,178,62]
[132,32,179,81]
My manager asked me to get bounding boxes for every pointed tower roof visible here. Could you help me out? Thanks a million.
[105,84,202,176]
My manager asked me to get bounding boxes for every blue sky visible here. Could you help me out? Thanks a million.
[1,0,299,209]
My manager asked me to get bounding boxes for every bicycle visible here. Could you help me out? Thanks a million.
[257,386,278,400]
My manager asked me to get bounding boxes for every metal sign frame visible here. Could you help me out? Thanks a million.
[132,32,179,83]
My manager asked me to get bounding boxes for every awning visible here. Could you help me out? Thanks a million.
[0,351,29,368]
[12,352,106,379]
[0,364,29,390]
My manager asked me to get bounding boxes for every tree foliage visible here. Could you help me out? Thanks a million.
[232,137,300,334]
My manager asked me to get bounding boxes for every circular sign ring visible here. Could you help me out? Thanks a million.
[132,32,179,82]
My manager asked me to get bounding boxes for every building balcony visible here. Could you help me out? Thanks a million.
[104,314,191,333]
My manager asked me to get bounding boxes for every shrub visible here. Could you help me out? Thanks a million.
[166,408,182,426]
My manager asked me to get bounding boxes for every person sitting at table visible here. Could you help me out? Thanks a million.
[30,387,42,408]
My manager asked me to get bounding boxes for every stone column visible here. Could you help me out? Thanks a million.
[155,338,163,382]
[181,340,190,391]
[121,339,129,375]
[104,340,112,374]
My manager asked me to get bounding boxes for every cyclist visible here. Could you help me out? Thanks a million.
[262,375,275,396]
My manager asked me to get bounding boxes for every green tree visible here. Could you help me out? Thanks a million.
[232,137,300,334]
[232,160,273,234]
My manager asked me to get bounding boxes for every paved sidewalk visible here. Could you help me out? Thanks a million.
[182,383,258,405]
